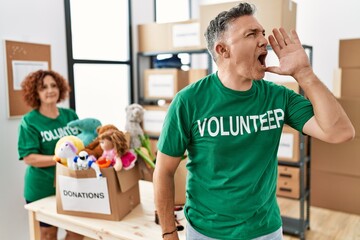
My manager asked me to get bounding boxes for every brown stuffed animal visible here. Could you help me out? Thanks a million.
[84,124,119,159]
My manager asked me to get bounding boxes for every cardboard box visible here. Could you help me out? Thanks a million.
[311,169,360,215]
[339,38,360,68]
[174,158,188,205]
[144,68,189,100]
[56,163,140,220]
[276,165,307,199]
[333,68,360,98]
[188,69,208,84]
[338,98,360,137]
[277,125,300,162]
[278,165,300,181]
[138,20,203,53]
[276,177,300,199]
[274,80,300,93]
[137,153,188,206]
[142,105,168,137]
[199,0,296,48]
[311,138,360,177]
[137,138,158,182]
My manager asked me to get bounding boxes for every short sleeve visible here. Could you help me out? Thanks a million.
[284,89,314,132]
[18,118,41,160]
[157,94,190,157]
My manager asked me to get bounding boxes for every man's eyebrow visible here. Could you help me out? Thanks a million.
[248,28,265,35]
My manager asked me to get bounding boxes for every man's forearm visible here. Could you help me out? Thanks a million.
[153,168,179,239]
[295,67,355,142]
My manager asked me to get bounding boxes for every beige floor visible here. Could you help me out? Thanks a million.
[278,197,360,240]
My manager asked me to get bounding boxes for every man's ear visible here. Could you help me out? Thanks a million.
[215,43,229,58]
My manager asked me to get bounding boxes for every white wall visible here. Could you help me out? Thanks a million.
[0,0,359,239]
[0,0,152,239]
[293,0,360,90]
[0,0,68,239]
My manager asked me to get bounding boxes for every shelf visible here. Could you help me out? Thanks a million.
[282,216,309,240]
[278,156,310,167]
[138,48,209,56]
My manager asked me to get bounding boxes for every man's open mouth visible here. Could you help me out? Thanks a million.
[258,52,267,67]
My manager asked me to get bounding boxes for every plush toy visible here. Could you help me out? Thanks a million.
[97,128,137,171]
[56,143,102,178]
[125,103,145,149]
[73,150,102,179]
[84,124,119,159]
[67,118,102,147]
[53,135,85,166]
[54,139,84,170]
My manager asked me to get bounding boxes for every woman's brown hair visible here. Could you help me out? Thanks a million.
[21,69,71,108]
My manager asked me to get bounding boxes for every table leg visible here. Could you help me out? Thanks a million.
[28,210,40,240]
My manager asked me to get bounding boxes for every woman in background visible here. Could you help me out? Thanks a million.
[18,70,83,240]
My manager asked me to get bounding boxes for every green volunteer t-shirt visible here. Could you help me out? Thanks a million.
[18,107,79,202]
[157,73,314,239]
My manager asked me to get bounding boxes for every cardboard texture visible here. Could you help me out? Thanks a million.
[137,138,158,182]
[339,38,360,68]
[56,163,140,221]
[338,98,360,138]
[277,166,300,199]
[188,69,208,84]
[144,68,189,100]
[277,125,300,162]
[276,177,300,199]
[276,165,306,199]
[142,105,168,137]
[311,169,360,215]
[138,20,203,53]
[137,156,154,182]
[137,150,188,205]
[311,138,360,177]
[274,81,300,93]
[337,68,360,98]
[174,158,188,205]
[199,0,296,48]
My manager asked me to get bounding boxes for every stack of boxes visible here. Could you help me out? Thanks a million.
[311,39,360,215]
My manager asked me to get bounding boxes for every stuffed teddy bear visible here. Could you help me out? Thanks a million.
[125,103,145,149]
[67,118,102,147]
[83,124,119,159]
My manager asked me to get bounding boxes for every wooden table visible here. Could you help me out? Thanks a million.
[24,180,186,240]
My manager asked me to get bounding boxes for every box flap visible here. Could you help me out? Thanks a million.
[116,164,140,192]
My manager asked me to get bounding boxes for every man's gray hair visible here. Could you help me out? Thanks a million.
[204,2,255,62]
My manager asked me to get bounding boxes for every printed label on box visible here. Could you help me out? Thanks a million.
[172,22,200,48]
[278,132,294,159]
[148,74,174,98]
[58,175,111,214]
[143,110,167,134]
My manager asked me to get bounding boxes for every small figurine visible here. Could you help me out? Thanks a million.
[97,129,137,171]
